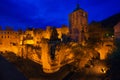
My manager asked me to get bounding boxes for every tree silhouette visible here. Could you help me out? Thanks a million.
[50,27,59,41]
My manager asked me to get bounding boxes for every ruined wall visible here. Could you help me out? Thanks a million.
[0,30,19,54]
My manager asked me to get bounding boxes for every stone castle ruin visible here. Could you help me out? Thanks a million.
[0,4,115,73]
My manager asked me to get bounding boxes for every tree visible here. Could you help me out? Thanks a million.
[50,27,59,41]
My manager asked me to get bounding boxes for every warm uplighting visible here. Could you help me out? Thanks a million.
[101,68,107,73]
[0,2,115,77]
[24,40,34,44]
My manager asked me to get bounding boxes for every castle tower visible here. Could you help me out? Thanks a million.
[69,4,88,44]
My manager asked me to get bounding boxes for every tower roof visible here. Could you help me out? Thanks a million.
[73,4,83,12]
[76,3,80,10]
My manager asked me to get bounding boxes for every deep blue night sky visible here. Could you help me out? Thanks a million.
[0,0,120,30]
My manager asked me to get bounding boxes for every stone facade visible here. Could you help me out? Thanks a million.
[69,4,88,44]
[0,30,19,54]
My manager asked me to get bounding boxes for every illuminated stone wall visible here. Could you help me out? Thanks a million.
[14,26,69,57]
[0,27,114,73]
[34,29,43,45]
[95,40,114,60]
[61,25,69,36]
[0,30,19,54]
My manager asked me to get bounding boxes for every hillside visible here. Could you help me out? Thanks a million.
[100,13,120,32]
[89,13,120,33]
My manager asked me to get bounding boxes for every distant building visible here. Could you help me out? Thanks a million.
[114,22,120,39]
[69,4,88,44]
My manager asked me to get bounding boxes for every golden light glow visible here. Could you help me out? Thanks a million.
[0,4,115,75]
[24,40,34,44]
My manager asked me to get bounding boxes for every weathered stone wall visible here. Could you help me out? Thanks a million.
[69,8,88,44]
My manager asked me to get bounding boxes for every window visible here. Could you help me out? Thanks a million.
[83,13,86,17]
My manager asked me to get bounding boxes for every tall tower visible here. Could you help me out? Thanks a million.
[69,4,88,44]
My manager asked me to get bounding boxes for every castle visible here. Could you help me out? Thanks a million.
[0,3,116,74]
[0,4,88,73]
[0,4,88,53]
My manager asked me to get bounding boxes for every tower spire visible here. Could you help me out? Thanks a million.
[76,0,80,10]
